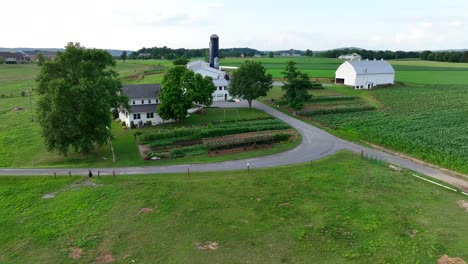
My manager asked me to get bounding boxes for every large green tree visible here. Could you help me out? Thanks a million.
[158,66,215,121]
[229,61,273,109]
[36,42,128,155]
[282,61,313,110]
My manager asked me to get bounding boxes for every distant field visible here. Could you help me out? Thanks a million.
[221,57,468,84]
[1,152,467,263]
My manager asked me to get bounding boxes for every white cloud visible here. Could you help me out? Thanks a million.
[448,21,461,27]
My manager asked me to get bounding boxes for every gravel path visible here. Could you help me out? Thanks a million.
[1,100,467,191]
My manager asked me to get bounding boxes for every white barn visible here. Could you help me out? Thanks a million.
[187,60,232,101]
[338,53,362,61]
[335,59,395,89]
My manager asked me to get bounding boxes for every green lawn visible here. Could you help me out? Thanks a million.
[1,151,466,263]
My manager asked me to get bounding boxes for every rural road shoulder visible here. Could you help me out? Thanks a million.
[1,100,467,191]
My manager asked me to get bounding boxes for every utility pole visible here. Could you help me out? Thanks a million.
[28,83,34,122]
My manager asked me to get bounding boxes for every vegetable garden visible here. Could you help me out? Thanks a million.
[139,117,295,160]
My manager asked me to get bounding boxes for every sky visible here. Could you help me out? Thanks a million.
[1,0,467,51]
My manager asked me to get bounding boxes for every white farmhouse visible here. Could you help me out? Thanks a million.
[187,60,231,101]
[335,59,395,89]
[119,84,165,127]
[338,53,362,61]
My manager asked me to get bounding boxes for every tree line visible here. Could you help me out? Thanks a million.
[319,48,421,60]
[129,47,262,60]
[420,50,468,63]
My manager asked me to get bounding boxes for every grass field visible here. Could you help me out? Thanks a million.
[1,152,467,263]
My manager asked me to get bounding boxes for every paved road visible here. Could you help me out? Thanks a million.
[1,101,467,191]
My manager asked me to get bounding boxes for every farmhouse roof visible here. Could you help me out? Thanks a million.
[122,84,161,99]
[347,60,395,75]
[130,104,158,113]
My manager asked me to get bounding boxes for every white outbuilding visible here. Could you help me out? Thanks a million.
[338,53,362,61]
[187,60,232,101]
[335,59,395,89]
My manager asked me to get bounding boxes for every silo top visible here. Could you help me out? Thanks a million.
[210,34,219,39]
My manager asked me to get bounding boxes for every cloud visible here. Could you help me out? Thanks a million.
[448,21,461,27]
[419,22,433,28]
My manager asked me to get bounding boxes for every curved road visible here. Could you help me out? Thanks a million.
[1,101,467,191]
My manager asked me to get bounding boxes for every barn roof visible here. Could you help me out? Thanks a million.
[347,60,395,74]
[122,84,161,99]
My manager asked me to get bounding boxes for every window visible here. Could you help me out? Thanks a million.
[218,87,222,91]
[147,113,154,118]
[133,114,141,120]
[217,94,224,97]
[148,100,152,104]
[141,100,144,104]
[132,101,135,105]
[155,99,159,104]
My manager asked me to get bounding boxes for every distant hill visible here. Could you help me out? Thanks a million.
[0,47,133,57]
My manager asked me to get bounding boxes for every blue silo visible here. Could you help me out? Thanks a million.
[209,34,219,69]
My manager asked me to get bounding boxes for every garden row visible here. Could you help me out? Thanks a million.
[147,132,292,159]
[139,118,289,143]
[298,105,376,116]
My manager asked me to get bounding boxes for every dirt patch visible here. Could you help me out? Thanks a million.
[457,200,468,212]
[42,179,102,199]
[138,144,151,159]
[124,73,140,80]
[139,208,154,214]
[438,255,466,264]
[196,241,219,251]
[209,144,272,157]
[278,202,290,207]
[96,252,115,263]
[202,129,295,144]
[69,247,83,259]
[12,107,24,111]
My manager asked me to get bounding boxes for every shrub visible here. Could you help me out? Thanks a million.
[130,121,136,129]
[146,120,153,126]
[21,91,26,97]
[138,120,144,127]
[121,121,126,127]
[273,133,291,142]
[170,145,208,158]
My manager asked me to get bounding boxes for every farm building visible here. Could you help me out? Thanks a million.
[335,59,395,89]
[186,34,232,101]
[119,84,165,127]
[0,51,29,64]
[338,53,362,61]
[187,60,231,101]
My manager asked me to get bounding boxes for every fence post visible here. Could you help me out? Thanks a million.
[361,151,363,159]
[69,171,71,177]
[98,171,100,177]
[187,167,190,177]
[54,172,56,178]
[113,170,115,177]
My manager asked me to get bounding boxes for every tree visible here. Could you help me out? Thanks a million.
[282,61,313,110]
[0,56,4,64]
[36,52,46,66]
[268,52,274,58]
[158,66,215,121]
[229,61,273,109]
[173,57,189,66]
[36,42,128,155]
[120,51,127,63]
[305,49,313,57]
[185,72,216,106]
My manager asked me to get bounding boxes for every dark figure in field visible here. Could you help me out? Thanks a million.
[88,170,93,178]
